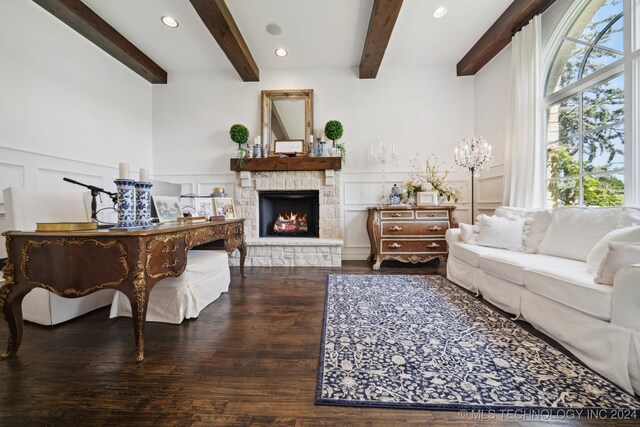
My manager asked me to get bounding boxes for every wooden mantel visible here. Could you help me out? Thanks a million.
[230,157,342,172]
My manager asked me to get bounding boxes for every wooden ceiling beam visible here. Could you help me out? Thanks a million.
[33,0,167,84]
[359,0,403,79]
[457,0,557,76]
[189,0,259,82]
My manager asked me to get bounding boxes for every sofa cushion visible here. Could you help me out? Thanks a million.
[495,207,552,253]
[586,225,640,273]
[538,207,620,261]
[449,243,506,268]
[619,207,640,228]
[596,242,640,285]
[459,223,479,244]
[476,215,525,251]
[524,267,613,320]
[478,252,586,285]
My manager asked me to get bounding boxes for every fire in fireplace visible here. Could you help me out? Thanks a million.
[259,191,319,237]
[274,212,308,234]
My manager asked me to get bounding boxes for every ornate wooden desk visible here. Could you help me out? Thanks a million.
[0,219,246,362]
[367,206,457,270]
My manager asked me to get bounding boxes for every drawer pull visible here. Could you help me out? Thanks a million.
[392,213,402,217]
[388,242,402,249]
[427,242,440,248]
[427,225,443,231]
[388,225,403,232]
[426,213,440,217]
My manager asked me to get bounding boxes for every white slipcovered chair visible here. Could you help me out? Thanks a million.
[109,180,231,324]
[109,250,230,324]
[3,187,116,325]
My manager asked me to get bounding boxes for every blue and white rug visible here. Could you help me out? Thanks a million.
[316,274,640,413]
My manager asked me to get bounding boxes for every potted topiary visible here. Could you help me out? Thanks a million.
[324,120,345,163]
[229,124,249,166]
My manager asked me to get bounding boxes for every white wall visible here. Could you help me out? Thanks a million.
[152,66,476,259]
[473,45,512,216]
[0,1,153,257]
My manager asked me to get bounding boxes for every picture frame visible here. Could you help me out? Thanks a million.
[274,139,304,155]
[213,197,237,219]
[195,198,215,218]
[152,196,182,222]
[416,191,439,206]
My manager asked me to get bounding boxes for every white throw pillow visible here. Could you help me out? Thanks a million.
[459,223,479,244]
[586,225,640,273]
[475,215,525,251]
[619,207,640,228]
[595,242,640,285]
[538,207,620,261]
[495,207,551,253]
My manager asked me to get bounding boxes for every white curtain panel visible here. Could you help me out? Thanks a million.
[503,15,545,208]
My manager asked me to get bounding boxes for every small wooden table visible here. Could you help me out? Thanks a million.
[0,220,246,361]
[367,206,457,270]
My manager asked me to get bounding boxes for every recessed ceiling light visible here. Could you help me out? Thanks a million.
[275,48,288,57]
[161,16,179,28]
[433,6,447,18]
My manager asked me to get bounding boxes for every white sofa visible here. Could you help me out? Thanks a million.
[445,206,640,394]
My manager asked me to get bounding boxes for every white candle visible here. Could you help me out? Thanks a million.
[391,141,396,156]
[256,135,261,145]
[309,134,314,144]
[139,168,148,182]
[119,163,129,179]
[379,140,382,155]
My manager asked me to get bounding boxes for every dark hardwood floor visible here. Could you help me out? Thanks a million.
[0,260,636,426]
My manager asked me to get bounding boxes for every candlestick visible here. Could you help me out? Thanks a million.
[119,163,129,179]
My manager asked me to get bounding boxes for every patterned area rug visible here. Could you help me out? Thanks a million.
[316,274,640,412]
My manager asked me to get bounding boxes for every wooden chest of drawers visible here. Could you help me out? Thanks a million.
[366,205,458,270]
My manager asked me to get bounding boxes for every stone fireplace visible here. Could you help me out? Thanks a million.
[229,169,342,267]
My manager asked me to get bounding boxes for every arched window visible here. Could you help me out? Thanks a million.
[543,0,638,207]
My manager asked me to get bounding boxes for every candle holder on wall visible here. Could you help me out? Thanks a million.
[369,141,398,205]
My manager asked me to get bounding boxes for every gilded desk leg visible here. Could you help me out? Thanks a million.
[238,241,247,278]
[130,261,149,362]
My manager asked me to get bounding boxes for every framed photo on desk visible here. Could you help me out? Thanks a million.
[213,197,236,219]
[152,196,182,222]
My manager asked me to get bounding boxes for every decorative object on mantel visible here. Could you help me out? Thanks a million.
[261,89,313,157]
[324,120,345,163]
[230,124,250,166]
[410,155,461,205]
[454,136,493,224]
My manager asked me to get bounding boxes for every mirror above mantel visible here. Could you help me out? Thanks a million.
[261,89,313,156]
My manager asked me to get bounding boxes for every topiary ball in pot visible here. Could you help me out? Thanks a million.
[229,124,249,146]
[324,120,344,145]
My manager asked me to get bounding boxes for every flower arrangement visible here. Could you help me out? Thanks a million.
[324,120,346,163]
[409,155,462,203]
[229,124,249,167]
[402,180,423,203]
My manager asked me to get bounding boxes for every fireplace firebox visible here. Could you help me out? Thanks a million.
[258,191,320,237]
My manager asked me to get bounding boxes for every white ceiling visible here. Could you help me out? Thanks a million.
[83,0,513,73]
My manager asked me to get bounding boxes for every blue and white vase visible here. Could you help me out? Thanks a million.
[114,178,137,229]
[135,181,154,228]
